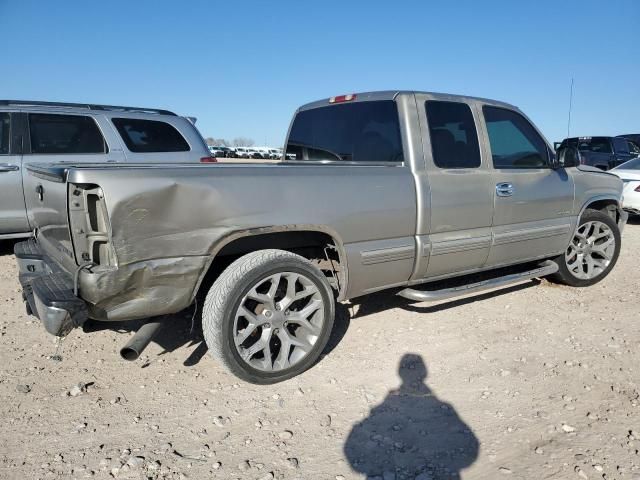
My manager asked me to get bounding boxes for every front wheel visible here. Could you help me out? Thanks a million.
[202,249,335,384]
[550,209,621,287]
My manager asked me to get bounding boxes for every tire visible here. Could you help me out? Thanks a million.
[550,209,621,287]
[202,249,335,384]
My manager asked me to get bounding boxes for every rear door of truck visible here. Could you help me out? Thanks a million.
[413,94,495,279]
[0,111,30,236]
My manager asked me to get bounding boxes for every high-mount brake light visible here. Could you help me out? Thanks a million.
[329,94,356,104]
[200,156,217,163]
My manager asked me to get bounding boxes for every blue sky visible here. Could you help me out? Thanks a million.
[1,0,638,146]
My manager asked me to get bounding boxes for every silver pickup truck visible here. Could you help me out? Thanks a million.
[14,91,627,384]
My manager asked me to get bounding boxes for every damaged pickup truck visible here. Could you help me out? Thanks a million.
[15,91,627,383]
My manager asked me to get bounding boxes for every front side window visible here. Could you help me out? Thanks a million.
[483,107,548,169]
[0,113,9,155]
[286,101,404,163]
[425,101,481,168]
[112,118,190,153]
[628,141,640,155]
[29,114,107,154]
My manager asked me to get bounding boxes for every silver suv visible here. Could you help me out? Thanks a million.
[0,100,211,239]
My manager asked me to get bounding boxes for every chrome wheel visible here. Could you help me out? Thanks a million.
[233,271,325,372]
[565,220,616,280]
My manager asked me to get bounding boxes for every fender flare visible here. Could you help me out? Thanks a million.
[191,224,349,302]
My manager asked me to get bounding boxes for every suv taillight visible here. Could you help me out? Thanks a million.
[635,184,640,192]
[200,156,217,163]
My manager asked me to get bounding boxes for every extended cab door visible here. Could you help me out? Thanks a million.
[414,96,494,279]
[0,111,29,235]
[479,105,574,267]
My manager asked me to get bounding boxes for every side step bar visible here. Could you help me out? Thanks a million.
[397,260,559,303]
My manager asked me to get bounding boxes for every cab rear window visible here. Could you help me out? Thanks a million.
[112,118,190,153]
[286,101,404,163]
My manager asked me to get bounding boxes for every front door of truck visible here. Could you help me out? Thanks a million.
[0,111,29,236]
[479,105,575,267]
[415,96,495,279]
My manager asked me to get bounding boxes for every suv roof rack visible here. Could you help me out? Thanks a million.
[0,100,176,116]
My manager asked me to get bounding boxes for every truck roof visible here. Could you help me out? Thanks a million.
[297,90,518,112]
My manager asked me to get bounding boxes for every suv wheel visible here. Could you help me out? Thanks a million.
[551,209,621,287]
[202,249,335,384]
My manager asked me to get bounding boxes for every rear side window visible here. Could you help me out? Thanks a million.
[425,101,481,168]
[112,118,190,153]
[286,101,404,163]
[29,114,107,154]
[483,107,549,169]
[613,137,629,154]
[0,113,9,154]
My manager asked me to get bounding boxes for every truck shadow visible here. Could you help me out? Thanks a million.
[0,240,19,257]
[82,279,537,368]
[344,353,479,479]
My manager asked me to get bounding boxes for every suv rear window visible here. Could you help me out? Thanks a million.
[0,113,9,155]
[112,118,190,153]
[29,114,107,154]
[286,101,404,163]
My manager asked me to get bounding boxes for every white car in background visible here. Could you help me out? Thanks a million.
[612,157,640,215]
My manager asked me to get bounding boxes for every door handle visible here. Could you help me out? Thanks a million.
[0,163,19,173]
[496,182,514,197]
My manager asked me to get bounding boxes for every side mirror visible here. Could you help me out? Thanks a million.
[555,146,580,169]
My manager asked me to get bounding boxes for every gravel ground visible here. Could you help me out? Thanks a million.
[1,220,639,480]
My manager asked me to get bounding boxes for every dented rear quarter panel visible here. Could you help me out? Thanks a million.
[65,163,417,320]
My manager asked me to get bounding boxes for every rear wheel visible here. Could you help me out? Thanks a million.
[551,209,621,287]
[202,249,335,384]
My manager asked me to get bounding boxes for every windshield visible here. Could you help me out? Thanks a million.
[617,158,640,170]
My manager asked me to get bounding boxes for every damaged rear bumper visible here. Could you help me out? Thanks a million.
[15,239,88,337]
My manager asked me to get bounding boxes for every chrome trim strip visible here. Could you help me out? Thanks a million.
[361,245,415,265]
[431,236,492,256]
[493,224,571,246]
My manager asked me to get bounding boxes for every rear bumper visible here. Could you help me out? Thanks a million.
[15,239,88,337]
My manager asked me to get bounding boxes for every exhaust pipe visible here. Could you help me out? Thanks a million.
[120,320,164,361]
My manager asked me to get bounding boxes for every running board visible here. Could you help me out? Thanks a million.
[397,260,558,303]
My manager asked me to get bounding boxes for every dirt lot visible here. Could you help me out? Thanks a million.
[1,221,639,480]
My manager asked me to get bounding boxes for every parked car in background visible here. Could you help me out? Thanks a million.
[611,157,640,215]
[558,136,638,170]
[234,147,250,158]
[268,148,283,159]
[14,90,627,384]
[208,146,226,157]
[0,100,211,240]
[218,146,234,158]
[618,134,640,146]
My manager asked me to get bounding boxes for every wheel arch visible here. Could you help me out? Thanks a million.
[191,225,349,302]
[579,195,623,224]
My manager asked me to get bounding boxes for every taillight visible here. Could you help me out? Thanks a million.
[329,94,356,104]
[200,156,217,163]
[635,185,640,192]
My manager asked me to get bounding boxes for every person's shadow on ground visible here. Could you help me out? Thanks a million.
[344,354,479,480]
